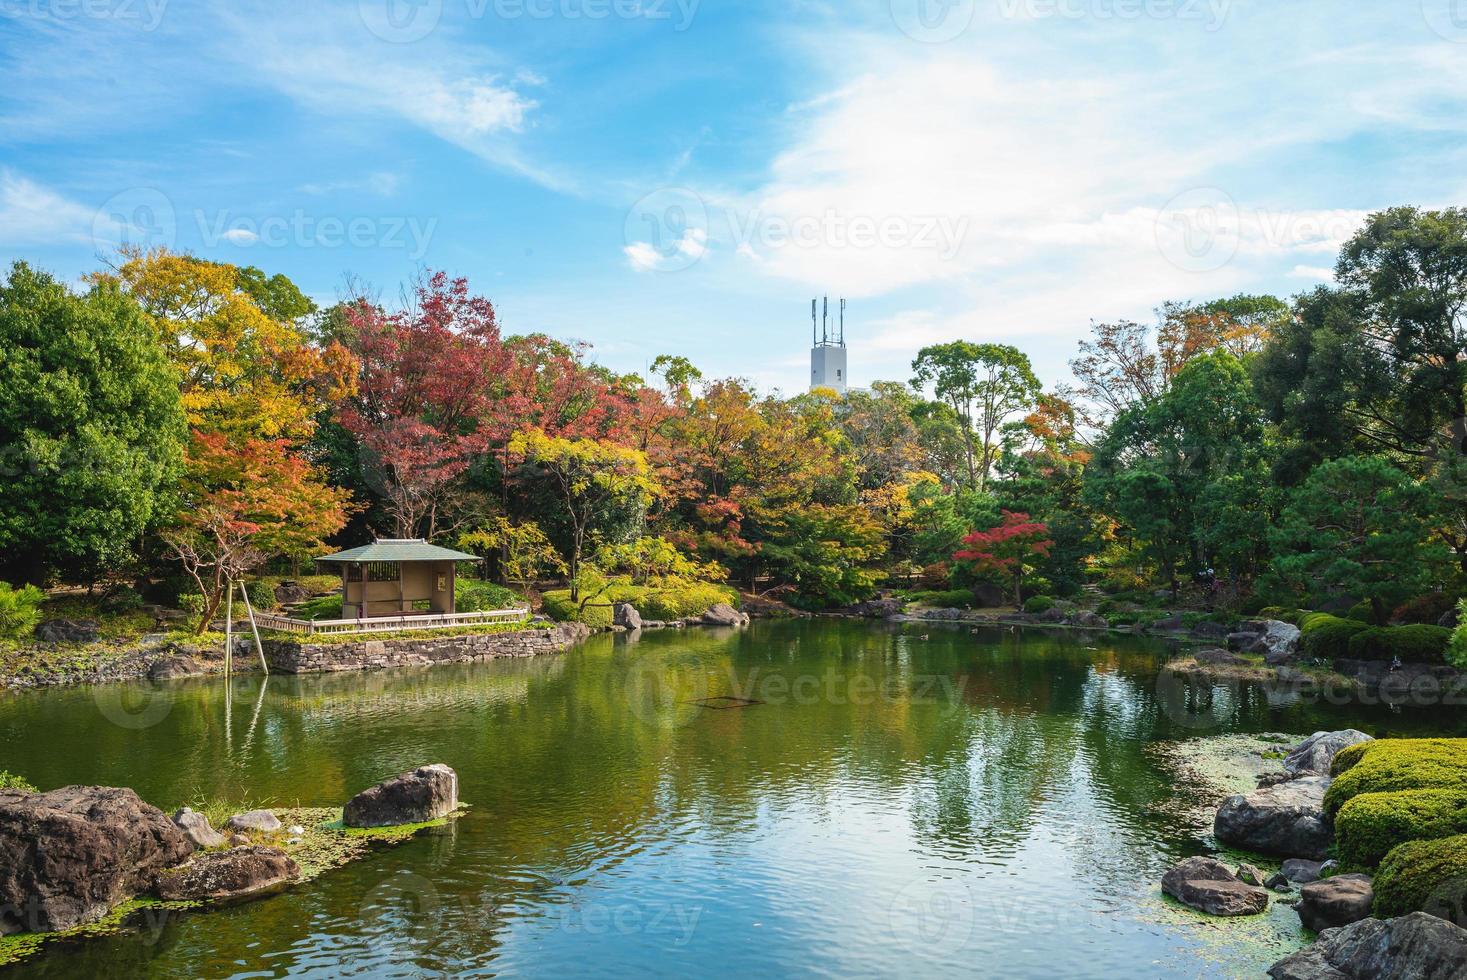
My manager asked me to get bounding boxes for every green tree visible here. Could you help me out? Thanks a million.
[1269,456,1446,623]
[0,263,185,584]
[912,342,1041,490]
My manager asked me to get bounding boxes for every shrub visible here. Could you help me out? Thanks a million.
[178,593,207,622]
[1373,834,1467,919]
[1346,624,1451,664]
[1331,741,1374,777]
[1347,600,1381,625]
[1298,613,1370,659]
[1324,739,1467,816]
[245,579,277,612]
[296,595,343,622]
[1450,599,1467,670]
[1024,595,1055,615]
[455,579,523,612]
[541,582,739,627]
[1336,789,1467,868]
[904,589,975,608]
[99,585,144,614]
[1257,606,1305,625]
[0,582,45,640]
[0,770,35,791]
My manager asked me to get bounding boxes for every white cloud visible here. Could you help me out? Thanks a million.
[301,172,405,197]
[0,172,92,246]
[1289,265,1337,281]
[624,241,663,272]
[221,228,259,245]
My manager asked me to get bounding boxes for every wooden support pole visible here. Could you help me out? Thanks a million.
[224,579,233,677]
[238,580,269,676]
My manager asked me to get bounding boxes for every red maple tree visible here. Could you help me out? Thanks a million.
[954,511,1054,607]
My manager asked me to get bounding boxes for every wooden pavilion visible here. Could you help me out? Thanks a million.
[316,538,481,620]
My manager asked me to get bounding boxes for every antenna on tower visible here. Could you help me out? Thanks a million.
[839,298,846,346]
[822,296,829,345]
[811,299,817,346]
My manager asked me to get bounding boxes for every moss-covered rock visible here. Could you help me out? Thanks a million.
[1335,789,1467,869]
[1373,833,1467,920]
[1324,739,1467,816]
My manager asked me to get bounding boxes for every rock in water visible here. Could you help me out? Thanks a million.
[1296,874,1374,933]
[343,764,459,828]
[0,786,193,934]
[155,846,299,902]
[225,810,283,834]
[1237,863,1266,887]
[1214,776,1333,859]
[613,603,643,631]
[1268,912,1467,979]
[1244,620,1302,664]
[172,807,226,849]
[700,604,748,627]
[1282,858,1334,884]
[1161,857,1270,917]
[1284,731,1373,777]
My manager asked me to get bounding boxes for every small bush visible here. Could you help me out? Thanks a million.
[99,585,144,614]
[1346,624,1451,664]
[1373,833,1467,919]
[0,582,45,640]
[1324,739,1467,816]
[178,593,207,621]
[903,589,975,608]
[1257,606,1305,625]
[296,595,343,622]
[1347,600,1382,625]
[1298,614,1370,659]
[0,770,35,791]
[245,579,277,612]
[1023,595,1055,615]
[542,582,739,627]
[1335,789,1467,868]
[1331,742,1374,777]
[455,579,523,612]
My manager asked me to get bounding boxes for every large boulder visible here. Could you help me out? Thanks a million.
[1296,874,1374,933]
[1245,620,1302,665]
[273,581,312,605]
[1161,857,1270,916]
[1285,731,1374,777]
[33,619,100,644]
[1282,858,1336,884]
[0,786,194,934]
[1068,610,1109,629]
[613,603,643,631]
[343,764,459,828]
[1214,775,1333,859]
[700,604,748,627]
[1267,912,1467,980]
[172,807,226,849]
[846,598,905,619]
[155,846,299,902]
[225,810,282,834]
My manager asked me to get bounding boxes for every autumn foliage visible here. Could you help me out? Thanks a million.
[954,512,1054,607]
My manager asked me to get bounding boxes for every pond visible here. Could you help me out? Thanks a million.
[1,620,1462,978]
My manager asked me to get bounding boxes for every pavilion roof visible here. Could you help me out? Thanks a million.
[315,539,480,564]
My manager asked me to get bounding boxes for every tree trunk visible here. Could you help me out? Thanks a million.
[1012,572,1023,609]
[196,586,225,636]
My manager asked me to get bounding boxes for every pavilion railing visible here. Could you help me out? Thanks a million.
[252,608,530,637]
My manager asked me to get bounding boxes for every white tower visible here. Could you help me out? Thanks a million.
[810,296,848,394]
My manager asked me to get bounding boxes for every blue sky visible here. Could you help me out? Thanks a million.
[4,0,1467,392]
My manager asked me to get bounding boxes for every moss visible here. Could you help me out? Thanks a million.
[0,897,201,967]
[1374,833,1467,919]
[1335,789,1467,869]
[1324,739,1467,816]
[1345,624,1451,664]
[1298,614,1371,659]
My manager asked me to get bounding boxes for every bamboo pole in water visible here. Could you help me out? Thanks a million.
[238,580,269,676]
[224,580,233,677]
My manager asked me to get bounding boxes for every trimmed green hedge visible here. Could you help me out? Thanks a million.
[1346,624,1451,664]
[1299,613,1371,659]
[1257,606,1305,625]
[1374,833,1467,919]
[455,579,524,612]
[1324,739,1467,816]
[542,582,740,627]
[1023,595,1055,614]
[899,588,975,608]
[1336,789,1467,868]
[1331,741,1374,777]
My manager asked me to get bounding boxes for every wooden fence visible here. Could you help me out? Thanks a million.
[251,608,530,637]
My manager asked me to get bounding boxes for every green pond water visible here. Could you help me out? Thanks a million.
[2,620,1463,978]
